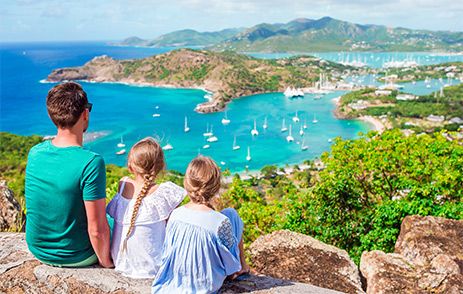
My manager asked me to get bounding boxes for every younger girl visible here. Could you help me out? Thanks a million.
[107,137,186,278]
[152,156,250,293]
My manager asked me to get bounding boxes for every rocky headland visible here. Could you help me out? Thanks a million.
[47,49,357,113]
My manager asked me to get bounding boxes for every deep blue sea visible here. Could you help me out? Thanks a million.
[1,41,459,172]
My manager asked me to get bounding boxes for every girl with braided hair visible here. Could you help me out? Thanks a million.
[152,156,250,294]
[106,137,186,278]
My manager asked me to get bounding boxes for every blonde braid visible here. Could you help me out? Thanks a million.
[121,173,156,253]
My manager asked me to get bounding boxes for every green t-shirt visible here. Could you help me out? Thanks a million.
[25,140,106,264]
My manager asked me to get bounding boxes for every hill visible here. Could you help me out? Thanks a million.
[117,17,463,52]
[212,17,463,52]
[46,48,357,113]
[117,28,244,47]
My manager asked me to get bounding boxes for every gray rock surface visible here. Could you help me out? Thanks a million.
[360,215,463,294]
[249,230,364,294]
[0,233,340,294]
[0,181,23,231]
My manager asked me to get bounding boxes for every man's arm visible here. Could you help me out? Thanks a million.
[84,199,113,268]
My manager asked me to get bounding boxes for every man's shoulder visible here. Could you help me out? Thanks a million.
[28,140,49,155]
[28,141,104,165]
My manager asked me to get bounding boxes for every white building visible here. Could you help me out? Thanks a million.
[375,89,392,96]
[396,94,417,101]
[449,117,463,124]
[427,115,445,123]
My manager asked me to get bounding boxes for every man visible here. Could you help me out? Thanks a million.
[25,82,113,268]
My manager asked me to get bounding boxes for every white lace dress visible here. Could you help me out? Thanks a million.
[106,179,186,278]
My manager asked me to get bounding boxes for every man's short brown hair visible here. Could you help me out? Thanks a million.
[46,82,88,128]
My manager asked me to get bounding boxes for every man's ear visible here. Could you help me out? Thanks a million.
[82,109,89,121]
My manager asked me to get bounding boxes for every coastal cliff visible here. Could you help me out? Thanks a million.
[47,49,356,113]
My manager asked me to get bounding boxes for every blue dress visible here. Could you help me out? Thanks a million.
[151,206,243,294]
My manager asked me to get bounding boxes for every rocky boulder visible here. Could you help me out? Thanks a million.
[0,181,23,231]
[360,215,463,294]
[0,233,340,294]
[249,230,364,293]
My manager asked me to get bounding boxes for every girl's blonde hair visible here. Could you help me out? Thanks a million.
[123,137,165,250]
[184,156,221,205]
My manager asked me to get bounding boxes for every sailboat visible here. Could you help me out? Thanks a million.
[312,114,318,124]
[203,124,213,137]
[303,119,308,129]
[280,118,288,132]
[301,139,308,151]
[246,146,252,161]
[162,143,173,151]
[221,112,231,125]
[184,116,190,133]
[117,136,125,148]
[292,111,300,123]
[286,125,294,142]
[232,135,240,150]
[116,149,126,155]
[207,136,218,142]
[251,119,259,136]
[262,117,268,130]
[299,125,304,136]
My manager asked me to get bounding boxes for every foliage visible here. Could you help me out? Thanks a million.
[216,129,463,264]
[0,132,42,202]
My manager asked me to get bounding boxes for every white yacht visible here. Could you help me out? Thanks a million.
[162,144,173,151]
[292,111,300,123]
[286,125,294,142]
[251,119,259,136]
[184,116,190,133]
[207,136,218,143]
[116,149,126,155]
[117,136,126,148]
[301,139,308,151]
[262,117,268,130]
[152,113,161,118]
[203,144,210,149]
[284,87,304,98]
[281,118,288,132]
[221,112,231,125]
[203,124,213,137]
[246,146,252,161]
[232,135,240,150]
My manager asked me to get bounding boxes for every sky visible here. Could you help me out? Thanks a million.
[1,0,462,42]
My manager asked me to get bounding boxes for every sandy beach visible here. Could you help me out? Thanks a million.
[358,115,386,132]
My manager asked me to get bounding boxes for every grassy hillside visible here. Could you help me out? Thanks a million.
[117,17,463,52]
[117,28,244,47]
[212,17,463,52]
[47,49,357,112]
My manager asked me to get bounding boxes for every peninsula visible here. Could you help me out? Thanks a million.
[47,49,358,113]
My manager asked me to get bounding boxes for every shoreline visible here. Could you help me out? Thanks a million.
[357,116,385,132]
[331,96,386,132]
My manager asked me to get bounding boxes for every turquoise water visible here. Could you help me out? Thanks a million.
[2,42,458,173]
[78,83,367,172]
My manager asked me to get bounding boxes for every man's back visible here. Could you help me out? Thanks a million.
[25,140,106,264]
